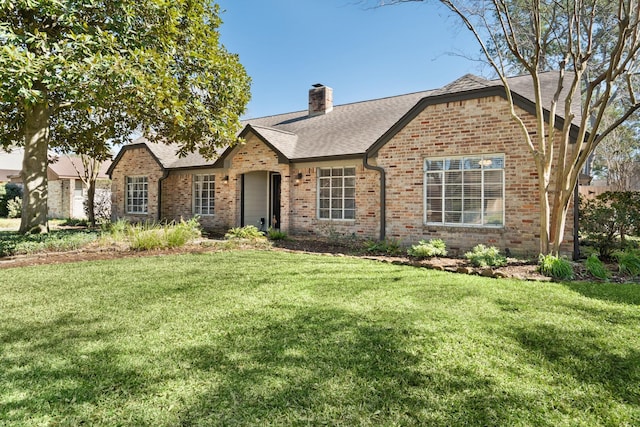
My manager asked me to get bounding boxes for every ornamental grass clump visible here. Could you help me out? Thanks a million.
[585,253,610,280]
[225,225,266,240]
[538,254,574,280]
[615,249,640,277]
[407,239,447,258]
[464,244,507,268]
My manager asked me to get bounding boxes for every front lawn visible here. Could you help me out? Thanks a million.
[0,251,638,426]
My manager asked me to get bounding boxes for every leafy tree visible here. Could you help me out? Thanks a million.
[372,0,640,255]
[0,0,250,233]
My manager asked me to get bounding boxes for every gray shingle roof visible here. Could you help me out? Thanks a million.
[113,71,581,171]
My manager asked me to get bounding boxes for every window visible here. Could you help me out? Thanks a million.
[126,176,148,214]
[424,154,504,227]
[193,174,215,215]
[318,167,356,220]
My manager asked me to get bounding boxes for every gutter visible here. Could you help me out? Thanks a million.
[363,153,386,241]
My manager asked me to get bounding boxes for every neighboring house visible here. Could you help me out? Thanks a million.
[0,148,23,184]
[108,72,581,257]
[11,155,112,219]
[47,156,112,219]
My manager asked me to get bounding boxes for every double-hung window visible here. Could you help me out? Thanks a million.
[193,174,215,215]
[126,176,148,214]
[424,154,504,227]
[318,167,356,220]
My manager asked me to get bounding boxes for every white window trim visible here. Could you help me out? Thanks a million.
[193,174,215,216]
[126,176,148,215]
[423,154,505,228]
[316,166,357,221]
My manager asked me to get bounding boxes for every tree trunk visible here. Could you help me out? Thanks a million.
[87,179,96,227]
[20,99,50,234]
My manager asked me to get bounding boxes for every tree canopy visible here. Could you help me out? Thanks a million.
[0,0,251,232]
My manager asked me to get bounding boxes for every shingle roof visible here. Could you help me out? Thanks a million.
[48,155,111,179]
[113,71,582,171]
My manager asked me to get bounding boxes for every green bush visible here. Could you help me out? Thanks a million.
[615,249,640,277]
[580,192,640,259]
[225,225,266,240]
[464,244,507,267]
[365,238,402,255]
[266,227,288,241]
[585,253,609,280]
[0,183,23,217]
[7,196,21,218]
[407,239,447,258]
[165,218,202,248]
[538,254,574,280]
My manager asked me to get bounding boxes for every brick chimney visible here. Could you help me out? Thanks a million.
[308,84,333,116]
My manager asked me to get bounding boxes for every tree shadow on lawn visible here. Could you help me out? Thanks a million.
[562,281,640,306]
[174,308,559,426]
[513,322,640,406]
[0,313,156,424]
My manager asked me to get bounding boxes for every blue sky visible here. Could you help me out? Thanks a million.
[216,0,486,119]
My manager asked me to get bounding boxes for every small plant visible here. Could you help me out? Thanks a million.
[267,227,288,240]
[7,196,21,218]
[165,218,202,248]
[538,254,574,280]
[407,239,447,258]
[365,238,402,255]
[464,244,507,267]
[584,253,609,280]
[615,249,640,277]
[225,225,266,240]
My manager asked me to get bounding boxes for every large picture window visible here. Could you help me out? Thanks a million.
[318,167,356,220]
[193,174,215,215]
[126,176,148,214]
[424,154,504,227]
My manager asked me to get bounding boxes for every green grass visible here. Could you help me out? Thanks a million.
[0,251,639,426]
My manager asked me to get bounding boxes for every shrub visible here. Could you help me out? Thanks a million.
[538,254,574,280]
[266,227,288,241]
[580,192,640,259]
[225,225,266,240]
[364,238,402,255]
[585,253,609,280]
[464,244,507,267]
[130,229,165,250]
[165,218,201,248]
[615,249,640,277]
[407,239,447,258]
[0,183,23,217]
[7,196,22,218]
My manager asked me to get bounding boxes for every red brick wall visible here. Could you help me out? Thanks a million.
[288,163,380,240]
[110,147,164,222]
[377,95,574,257]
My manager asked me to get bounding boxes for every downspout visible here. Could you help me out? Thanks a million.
[363,152,386,241]
[158,169,169,222]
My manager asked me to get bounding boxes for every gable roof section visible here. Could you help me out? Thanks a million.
[367,72,583,156]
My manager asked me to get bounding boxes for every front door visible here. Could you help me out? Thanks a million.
[270,173,281,229]
[240,171,282,231]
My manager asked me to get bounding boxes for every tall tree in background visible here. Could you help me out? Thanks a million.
[375,0,640,255]
[592,107,640,190]
[0,0,250,233]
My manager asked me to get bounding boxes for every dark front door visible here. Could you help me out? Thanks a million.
[270,173,281,229]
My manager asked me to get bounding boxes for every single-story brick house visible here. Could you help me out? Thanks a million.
[108,72,580,257]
